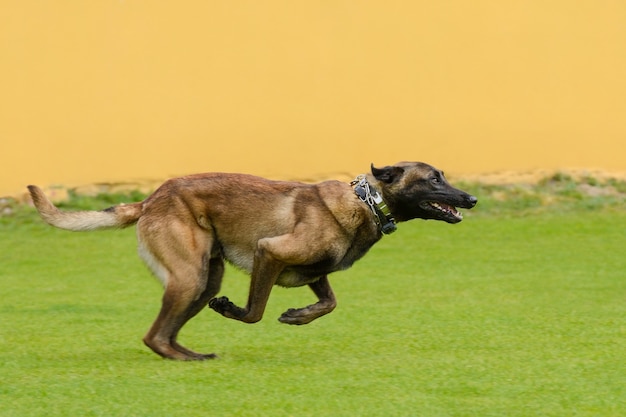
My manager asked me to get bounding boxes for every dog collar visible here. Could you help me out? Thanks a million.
[351,175,397,235]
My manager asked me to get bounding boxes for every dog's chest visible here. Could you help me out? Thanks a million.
[276,232,380,287]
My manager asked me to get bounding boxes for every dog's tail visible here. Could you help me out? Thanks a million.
[27,185,143,231]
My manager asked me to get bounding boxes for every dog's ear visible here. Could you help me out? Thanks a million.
[371,163,404,184]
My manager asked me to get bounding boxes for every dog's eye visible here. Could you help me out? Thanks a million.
[431,177,440,184]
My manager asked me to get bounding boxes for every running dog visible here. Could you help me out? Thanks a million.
[28,161,477,360]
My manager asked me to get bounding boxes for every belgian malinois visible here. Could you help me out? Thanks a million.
[28,162,477,360]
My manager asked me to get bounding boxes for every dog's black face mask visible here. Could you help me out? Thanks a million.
[371,162,477,224]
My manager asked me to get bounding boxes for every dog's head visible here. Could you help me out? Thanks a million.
[369,161,477,224]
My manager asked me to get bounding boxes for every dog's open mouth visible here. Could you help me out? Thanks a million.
[420,201,463,222]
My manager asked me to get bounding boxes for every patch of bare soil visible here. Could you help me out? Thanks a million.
[456,168,626,185]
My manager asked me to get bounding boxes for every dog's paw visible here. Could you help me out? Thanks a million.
[278,307,313,325]
[208,296,231,313]
[208,296,247,320]
[279,302,336,325]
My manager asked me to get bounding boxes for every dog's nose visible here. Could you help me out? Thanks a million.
[467,195,478,207]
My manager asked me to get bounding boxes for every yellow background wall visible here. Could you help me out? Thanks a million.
[1,1,625,196]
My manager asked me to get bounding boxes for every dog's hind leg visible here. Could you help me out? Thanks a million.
[167,257,225,359]
[143,265,221,360]
[139,220,223,360]
[278,275,337,325]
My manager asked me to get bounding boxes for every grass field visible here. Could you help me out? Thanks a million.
[1,178,625,416]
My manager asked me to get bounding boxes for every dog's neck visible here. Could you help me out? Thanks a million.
[350,175,397,235]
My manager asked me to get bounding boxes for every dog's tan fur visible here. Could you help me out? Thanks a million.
[28,162,476,360]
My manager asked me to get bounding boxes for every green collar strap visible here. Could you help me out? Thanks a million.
[350,175,397,235]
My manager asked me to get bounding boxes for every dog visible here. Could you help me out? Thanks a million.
[28,162,477,360]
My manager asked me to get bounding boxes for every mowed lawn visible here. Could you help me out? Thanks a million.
[1,207,625,416]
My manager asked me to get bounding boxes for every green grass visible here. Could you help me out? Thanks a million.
[1,184,626,416]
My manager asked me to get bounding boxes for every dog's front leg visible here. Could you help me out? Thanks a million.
[209,246,284,323]
[279,275,337,325]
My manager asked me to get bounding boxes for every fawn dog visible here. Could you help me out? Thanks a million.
[28,162,477,360]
